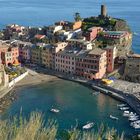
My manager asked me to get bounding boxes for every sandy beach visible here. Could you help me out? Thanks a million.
[16,69,59,87]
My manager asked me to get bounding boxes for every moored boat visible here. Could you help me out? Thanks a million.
[123,111,135,117]
[50,108,60,113]
[120,107,129,111]
[117,104,127,107]
[82,122,94,130]
[130,120,140,126]
[92,91,100,95]
[110,115,119,120]
[129,116,139,121]
[133,123,140,129]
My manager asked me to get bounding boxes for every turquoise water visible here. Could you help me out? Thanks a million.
[2,79,138,137]
[0,0,140,52]
[0,0,140,137]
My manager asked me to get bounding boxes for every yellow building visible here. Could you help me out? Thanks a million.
[41,45,53,69]
[31,44,46,65]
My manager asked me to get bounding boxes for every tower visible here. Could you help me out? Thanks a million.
[101,5,107,17]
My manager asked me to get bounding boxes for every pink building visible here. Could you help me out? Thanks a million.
[51,42,68,69]
[75,48,107,79]
[84,27,103,41]
[55,50,76,74]
[105,46,117,73]
[18,41,33,62]
[1,46,19,66]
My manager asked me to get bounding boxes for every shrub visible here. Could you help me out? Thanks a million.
[0,112,126,140]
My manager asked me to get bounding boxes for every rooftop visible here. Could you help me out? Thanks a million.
[57,49,79,57]
[68,39,90,44]
[105,45,116,49]
[88,48,106,55]
[88,26,102,31]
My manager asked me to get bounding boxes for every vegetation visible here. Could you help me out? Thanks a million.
[74,12,82,21]
[5,66,27,81]
[0,111,130,140]
[82,16,131,33]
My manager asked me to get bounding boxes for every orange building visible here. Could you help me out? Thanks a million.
[1,46,19,66]
[73,21,82,30]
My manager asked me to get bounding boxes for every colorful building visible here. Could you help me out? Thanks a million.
[16,41,33,62]
[51,42,68,69]
[103,31,131,44]
[104,46,117,73]
[55,50,76,74]
[84,27,103,41]
[55,21,82,31]
[75,48,107,79]
[1,47,19,66]
[41,44,53,69]
[31,44,45,65]
[67,39,93,50]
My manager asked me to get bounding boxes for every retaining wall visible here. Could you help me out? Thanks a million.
[9,71,28,88]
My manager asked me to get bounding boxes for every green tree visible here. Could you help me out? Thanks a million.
[74,12,82,21]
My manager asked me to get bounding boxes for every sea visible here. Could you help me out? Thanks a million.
[0,0,140,137]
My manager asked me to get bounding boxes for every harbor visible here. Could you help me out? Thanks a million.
[1,78,138,137]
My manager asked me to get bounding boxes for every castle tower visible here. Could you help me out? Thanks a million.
[101,5,107,17]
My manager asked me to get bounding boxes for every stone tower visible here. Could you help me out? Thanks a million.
[101,5,107,17]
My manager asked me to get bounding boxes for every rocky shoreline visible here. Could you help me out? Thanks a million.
[0,89,17,113]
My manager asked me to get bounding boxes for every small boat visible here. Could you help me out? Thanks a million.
[50,108,60,113]
[130,120,140,126]
[129,114,139,118]
[110,115,119,120]
[120,107,129,111]
[133,123,140,129]
[117,104,127,107]
[82,122,94,130]
[123,111,130,117]
[129,116,139,121]
[92,91,100,95]
[123,111,135,117]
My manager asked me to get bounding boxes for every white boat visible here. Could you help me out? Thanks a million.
[110,115,119,120]
[123,111,134,117]
[129,116,139,121]
[123,111,130,117]
[50,108,60,113]
[92,91,100,95]
[120,107,129,111]
[82,122,94,130]
[129,115,139,118]
[133,123,140,129]
[130,120,140,126]
[117,104,127,107]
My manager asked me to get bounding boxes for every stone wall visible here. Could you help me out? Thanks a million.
[124,55,140,83]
